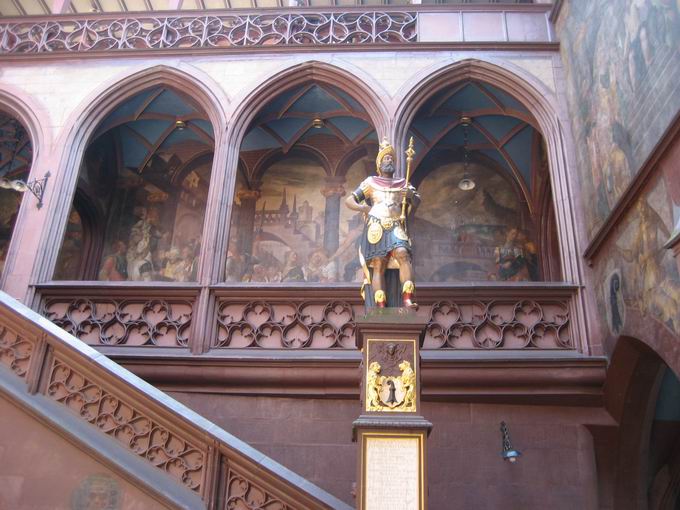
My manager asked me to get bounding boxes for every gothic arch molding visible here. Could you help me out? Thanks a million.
[226,60,389,145]
[394,58,587,350]
[30,64,228,287]
[215,61,388,282]
[0,86,49,291]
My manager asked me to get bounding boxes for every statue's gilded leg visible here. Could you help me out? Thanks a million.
[371,257,388,307]
[393,247,417,309]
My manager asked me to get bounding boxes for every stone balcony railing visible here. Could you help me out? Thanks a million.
[0,4,555,57]
[35,282,606,406]
[38,282,579,353]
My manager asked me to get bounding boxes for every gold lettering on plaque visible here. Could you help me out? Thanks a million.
[366,360,416,412]
[364,436,420,510]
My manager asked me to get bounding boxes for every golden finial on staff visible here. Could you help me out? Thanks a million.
[400,136,416,223]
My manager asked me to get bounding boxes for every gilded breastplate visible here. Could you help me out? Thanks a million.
[368,188,401,220]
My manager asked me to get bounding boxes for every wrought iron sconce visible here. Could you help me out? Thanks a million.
[0,172,50,209]
[500,421,522,463]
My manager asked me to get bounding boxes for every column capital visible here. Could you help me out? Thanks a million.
[237,188,261,201]
[321,185,346,198]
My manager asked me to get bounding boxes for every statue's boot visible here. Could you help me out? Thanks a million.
[375,290,387,308]
[402,281,418,310]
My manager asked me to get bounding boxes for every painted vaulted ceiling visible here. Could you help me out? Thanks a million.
[407,80,542,194]
[241,83,376,153]
[93,86,214,173]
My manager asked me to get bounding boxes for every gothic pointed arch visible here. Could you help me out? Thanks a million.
[226,61,389,147]
[391,59,569,285]
[47,65,225,283]
[223,61,384,284]
[0,87,46,287]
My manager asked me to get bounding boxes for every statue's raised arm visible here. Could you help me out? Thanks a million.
[344,138,420,309]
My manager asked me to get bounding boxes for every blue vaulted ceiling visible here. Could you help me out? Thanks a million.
[408,80,540,195]
[241,83,375,152]
[93,87,214,173]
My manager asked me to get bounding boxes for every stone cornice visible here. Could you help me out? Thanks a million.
[107,348,607,407]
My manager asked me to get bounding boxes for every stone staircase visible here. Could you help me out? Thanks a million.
[0,290,351,510]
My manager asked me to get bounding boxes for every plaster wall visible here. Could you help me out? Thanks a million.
[555,0,680,375]
[556,0,680,238]
[169,391,609,509]
[0,394,173,510]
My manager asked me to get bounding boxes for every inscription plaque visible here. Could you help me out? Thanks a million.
[362,434,422,510]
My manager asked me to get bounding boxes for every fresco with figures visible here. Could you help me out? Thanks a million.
[596,158,680,341]
[53,87,214,282]
[557,0,680,238]
[225,157,539,283]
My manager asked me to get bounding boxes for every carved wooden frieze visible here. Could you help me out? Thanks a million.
[0,325,33,379]
[225,468,291,510]
[215,300,357,349]
[43,297,192,347]
[46,357,205,492]
[0,12,417,55]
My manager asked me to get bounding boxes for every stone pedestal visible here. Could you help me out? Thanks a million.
[353,308,432,510]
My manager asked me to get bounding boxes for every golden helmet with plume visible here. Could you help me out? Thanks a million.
[375,137,396,176]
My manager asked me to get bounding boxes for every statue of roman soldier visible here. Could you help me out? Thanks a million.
[345,138,420,308]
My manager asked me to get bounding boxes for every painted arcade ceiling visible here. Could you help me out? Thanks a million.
[229,78,549,285]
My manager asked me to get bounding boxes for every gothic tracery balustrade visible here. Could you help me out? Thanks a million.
[40,286,197,348]
[212,286,575,351]
[38,285,576,351]
[0,12,417,54]
[0,289,343,509]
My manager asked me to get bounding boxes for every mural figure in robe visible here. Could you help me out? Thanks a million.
[345,138,420,308]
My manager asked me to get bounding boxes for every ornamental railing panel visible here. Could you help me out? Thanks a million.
[39,285,199,348]
[0,12,417,53]
[211,284,577,350]
[0,6,554,55]
[37,283,578,351]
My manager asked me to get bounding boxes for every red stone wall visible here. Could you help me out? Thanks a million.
[0,395,173,510]
[170,391,606,509]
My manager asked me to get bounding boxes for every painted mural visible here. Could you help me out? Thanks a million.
[71,474,122,510]
[412,161,537,282]
[53,86,215,282]
[54,210,84,280]
[595,171,680,339]
[54,153,210,282]
[225,156,369,283]
[557,0,680,238]
[225,158,540,283]
[0,113,32,277]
